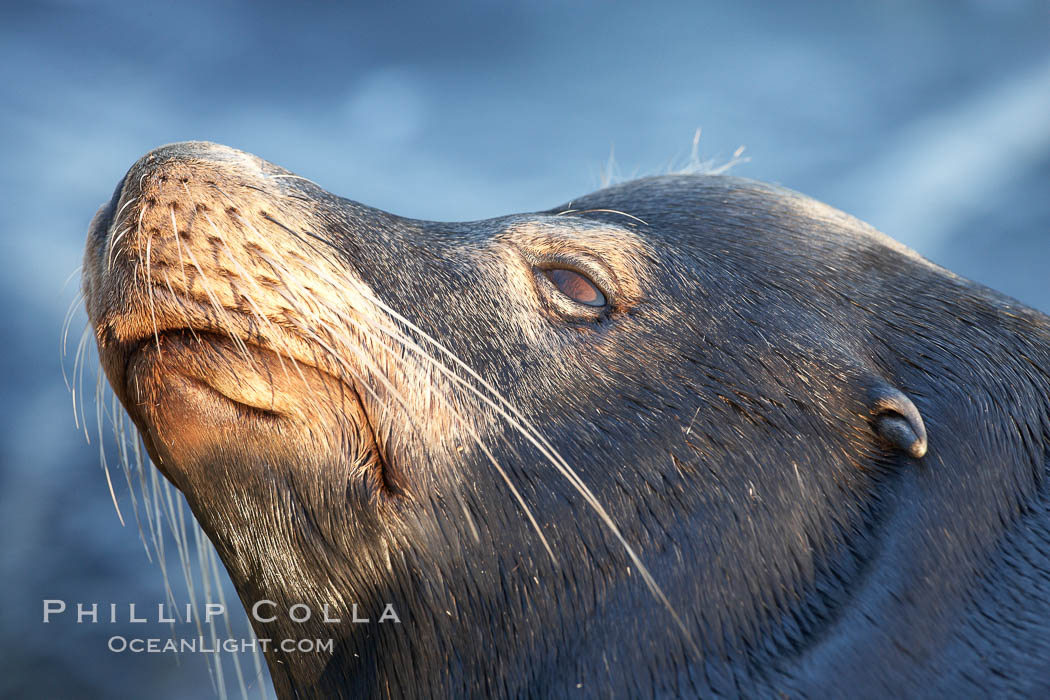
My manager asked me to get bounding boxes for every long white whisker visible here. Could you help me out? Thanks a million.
[104,195,139,271]
[61,264,83,292]
[145,226,163,353]
[61,289,85,363]
[171,206,190,287]
[207,544,250,699]
[71,325,91,435]
[95,373,125,526]
[106,225,134,273]
[161,271,201,344]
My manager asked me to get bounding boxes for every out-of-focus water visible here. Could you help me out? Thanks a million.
[1,1,1047,698]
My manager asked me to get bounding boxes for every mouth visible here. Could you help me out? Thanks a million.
[98,280,351,407]
[110,292,374,421]
[124,330,287,417]
[105,310,397,497]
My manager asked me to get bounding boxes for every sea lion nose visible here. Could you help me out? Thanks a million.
[89,143,239,254]
[88,141,282,276]
[133,140,262,173]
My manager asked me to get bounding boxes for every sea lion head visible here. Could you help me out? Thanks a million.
[83,141,1050,697]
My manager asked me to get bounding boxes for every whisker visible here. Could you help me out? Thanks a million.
[163,479,206,644]
[193,519,228,700]
[555,208,649,226]
[147,468,180,639]
[268,174,321,187]
[94,371,125,526]
[161,271,201,344]
[71,325,91,435]
[207,544,250,699]
[170,206,190,288]
[119,423,153,563]
[145,226,163,353]
[61,291,85,361]
[106,225,134,273]
[103,195,139,271]
[61,264,84,292]
[361,305,698,650]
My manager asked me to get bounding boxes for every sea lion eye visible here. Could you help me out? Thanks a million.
[544,268,606,307]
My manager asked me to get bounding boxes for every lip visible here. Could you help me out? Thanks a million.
[99,283,347,398]
[123,330,286,417]
[88,255,374,425]
[119,322,366,419]
[111,314,399,494]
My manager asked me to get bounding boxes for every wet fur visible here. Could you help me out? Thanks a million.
[83,143,1050,698]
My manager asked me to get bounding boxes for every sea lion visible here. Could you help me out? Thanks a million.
[83,141,1050,698]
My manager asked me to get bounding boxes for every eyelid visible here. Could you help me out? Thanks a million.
[527,251,618,303]
[544,268,606,307]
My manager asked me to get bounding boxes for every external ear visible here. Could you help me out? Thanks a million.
[868,384,928,459]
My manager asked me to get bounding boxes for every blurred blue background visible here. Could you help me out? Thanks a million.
[1,1,1048,698]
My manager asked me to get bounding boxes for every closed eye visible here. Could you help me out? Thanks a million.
[544,268,606,307]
